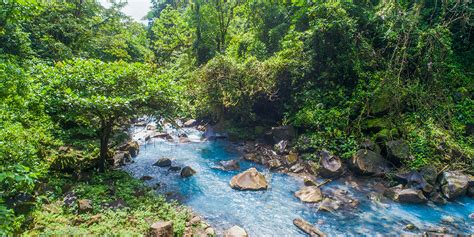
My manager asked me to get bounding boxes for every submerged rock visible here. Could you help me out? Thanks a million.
[153,158,172,167]
[148,221,173,237]
[295,186,323,203]
[140,175,153,181]
[224,225,248,237]
[293,218,326,237]
[349,149,389,176]
[318,150,343,178]
[181,166,196,178]
[440,171,469,200]
[219,160,240,171]
[230,168,268,191]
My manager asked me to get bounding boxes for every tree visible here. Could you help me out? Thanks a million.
[34,59,180,172]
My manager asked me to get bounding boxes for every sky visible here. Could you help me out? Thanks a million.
[99,0,152,24]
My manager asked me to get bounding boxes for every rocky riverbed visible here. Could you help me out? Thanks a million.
[116,119,473,236]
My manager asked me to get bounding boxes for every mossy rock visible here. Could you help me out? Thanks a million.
[366,117,392,132]
[370,90,393,115]
[373,128,398,142]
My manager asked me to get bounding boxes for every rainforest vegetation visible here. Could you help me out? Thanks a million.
[0,0,472,235]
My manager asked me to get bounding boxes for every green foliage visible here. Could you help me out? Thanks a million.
[25,171,189,235]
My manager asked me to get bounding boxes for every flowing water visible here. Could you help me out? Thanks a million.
[123,127,473,236]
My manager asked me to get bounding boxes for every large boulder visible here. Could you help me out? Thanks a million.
[386,140,411,163]
[295,186,323,203]
[349,149,389,176]
[180,166,196,178]
[148,221,173,237]
[440,171,469,200]
[384,185,427,203]
[359,139,381,154]
[318,150,343,178]
[270,125,296,143]
[219,160,240,171]
[153,158,172,167]
[230,168,268,191]
[293,218,326,237]
[224,225,248,237]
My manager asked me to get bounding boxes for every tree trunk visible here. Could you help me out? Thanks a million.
[98,119,113,172]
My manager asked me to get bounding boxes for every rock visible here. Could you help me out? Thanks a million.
[120,141,139,157]
[197,125,206,131]
[371,89,392,115]
[285,152,298,166]
[440,171,469,200]
[429,191,447,204]
[467,186,474,197]
[304,178,317,186]
[293,218,326,237]
[404,223,417,231]
[140,175,153,181]
[271,125,296,143]
[275,140,288,154]
[153,158,172,167]
[154,132,173,140]
[224,225,248,237]
[230,168,268,191]
[168,166,181,172]
[421,166,438,185]
[295,186,323,203]
[110,151,131,167]
[63,191,78,207]
[189,216,201,225]
[183,119,197,127]
[440,215,455,224]
[179,137,190,143]
[384,185,427,203]
[349,149,389,175]
[104,199,126,209]
[366,118,391,132]
[359,139,381,154]
[318,150,343,178]
[219,160,240,171]
[319,198,341,212]
[180,166,196,178]
[290,163,305,173]
[78,199,93,213]
[395,170,432,193]
[268,159,282,170]
[205,227,215,235]
[147,124,157,130]
[148,221,173,237]
[386,140,411,163]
